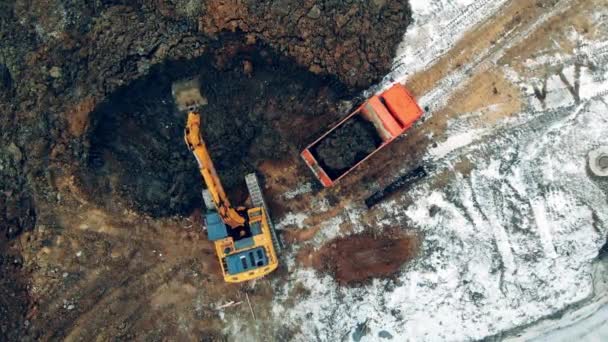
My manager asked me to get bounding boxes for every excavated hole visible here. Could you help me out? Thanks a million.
[79,38,356,217]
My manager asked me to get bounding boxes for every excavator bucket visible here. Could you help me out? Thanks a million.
[171,78,208,112]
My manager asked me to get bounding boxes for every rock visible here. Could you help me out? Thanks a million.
[352,320,370,342]
[245,34,256,45]
[49,66,62,78]
[314,116,381,175]
[144,179,169,203]
[307,5,322,19]
[373,0,387,8]
[271,0,291,16]
[309,64,322,74]
[137,59,151,74]
[243,60,253,76]
[6,143,23,163]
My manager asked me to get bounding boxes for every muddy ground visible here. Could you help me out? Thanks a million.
[298,230,420,285]
[0,0,412,340]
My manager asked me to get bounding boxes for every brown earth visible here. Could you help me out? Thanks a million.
[0,0,413,339]
[298,230,420,285]
[198,0,412,87]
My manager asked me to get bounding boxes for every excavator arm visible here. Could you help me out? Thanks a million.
[184,111,246,228]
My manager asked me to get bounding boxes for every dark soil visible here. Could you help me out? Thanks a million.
[0,0,412,339]
[80,37,354,217]
[312,115,382,179]
[309,231,419,285]
[0,242,29,342]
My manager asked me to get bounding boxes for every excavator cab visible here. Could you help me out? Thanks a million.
[205,198,280,282]
[173,79,281,283]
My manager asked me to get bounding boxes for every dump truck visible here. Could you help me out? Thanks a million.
[173,79,281,283]
[301,84,424,187]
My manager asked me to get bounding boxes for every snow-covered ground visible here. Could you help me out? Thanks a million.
[272,97,608,341]
[512,256,608,341]
[383,0,508,86]
[255,1,608,341]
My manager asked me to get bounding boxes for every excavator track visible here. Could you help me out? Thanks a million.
[245,173,283,254]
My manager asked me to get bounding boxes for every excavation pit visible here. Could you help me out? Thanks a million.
[80,39,355,217]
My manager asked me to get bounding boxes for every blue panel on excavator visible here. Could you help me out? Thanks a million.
[206,212,228,241]
[225,247,269,275]
[250,221,262,235]
[234,237,254,250]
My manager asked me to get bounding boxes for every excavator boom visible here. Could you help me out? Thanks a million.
[173,78,280,283]
[184,112,246,228]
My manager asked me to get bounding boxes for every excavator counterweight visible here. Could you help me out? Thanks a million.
[172,78,280,283]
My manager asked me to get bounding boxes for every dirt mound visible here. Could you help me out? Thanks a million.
[302,231,419,285]
[313,116,382,178]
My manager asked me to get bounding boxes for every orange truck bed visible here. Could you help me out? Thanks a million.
[301,84,423,187]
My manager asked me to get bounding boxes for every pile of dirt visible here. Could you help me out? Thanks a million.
[302,231,420,285]
[313,116,382,179]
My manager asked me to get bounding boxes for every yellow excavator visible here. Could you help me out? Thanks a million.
[172,79,281,283]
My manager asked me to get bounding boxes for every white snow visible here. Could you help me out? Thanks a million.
[277,212,309,229]
[282,182,313,200]
[531,200,558,259]
[428,128,486,159]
